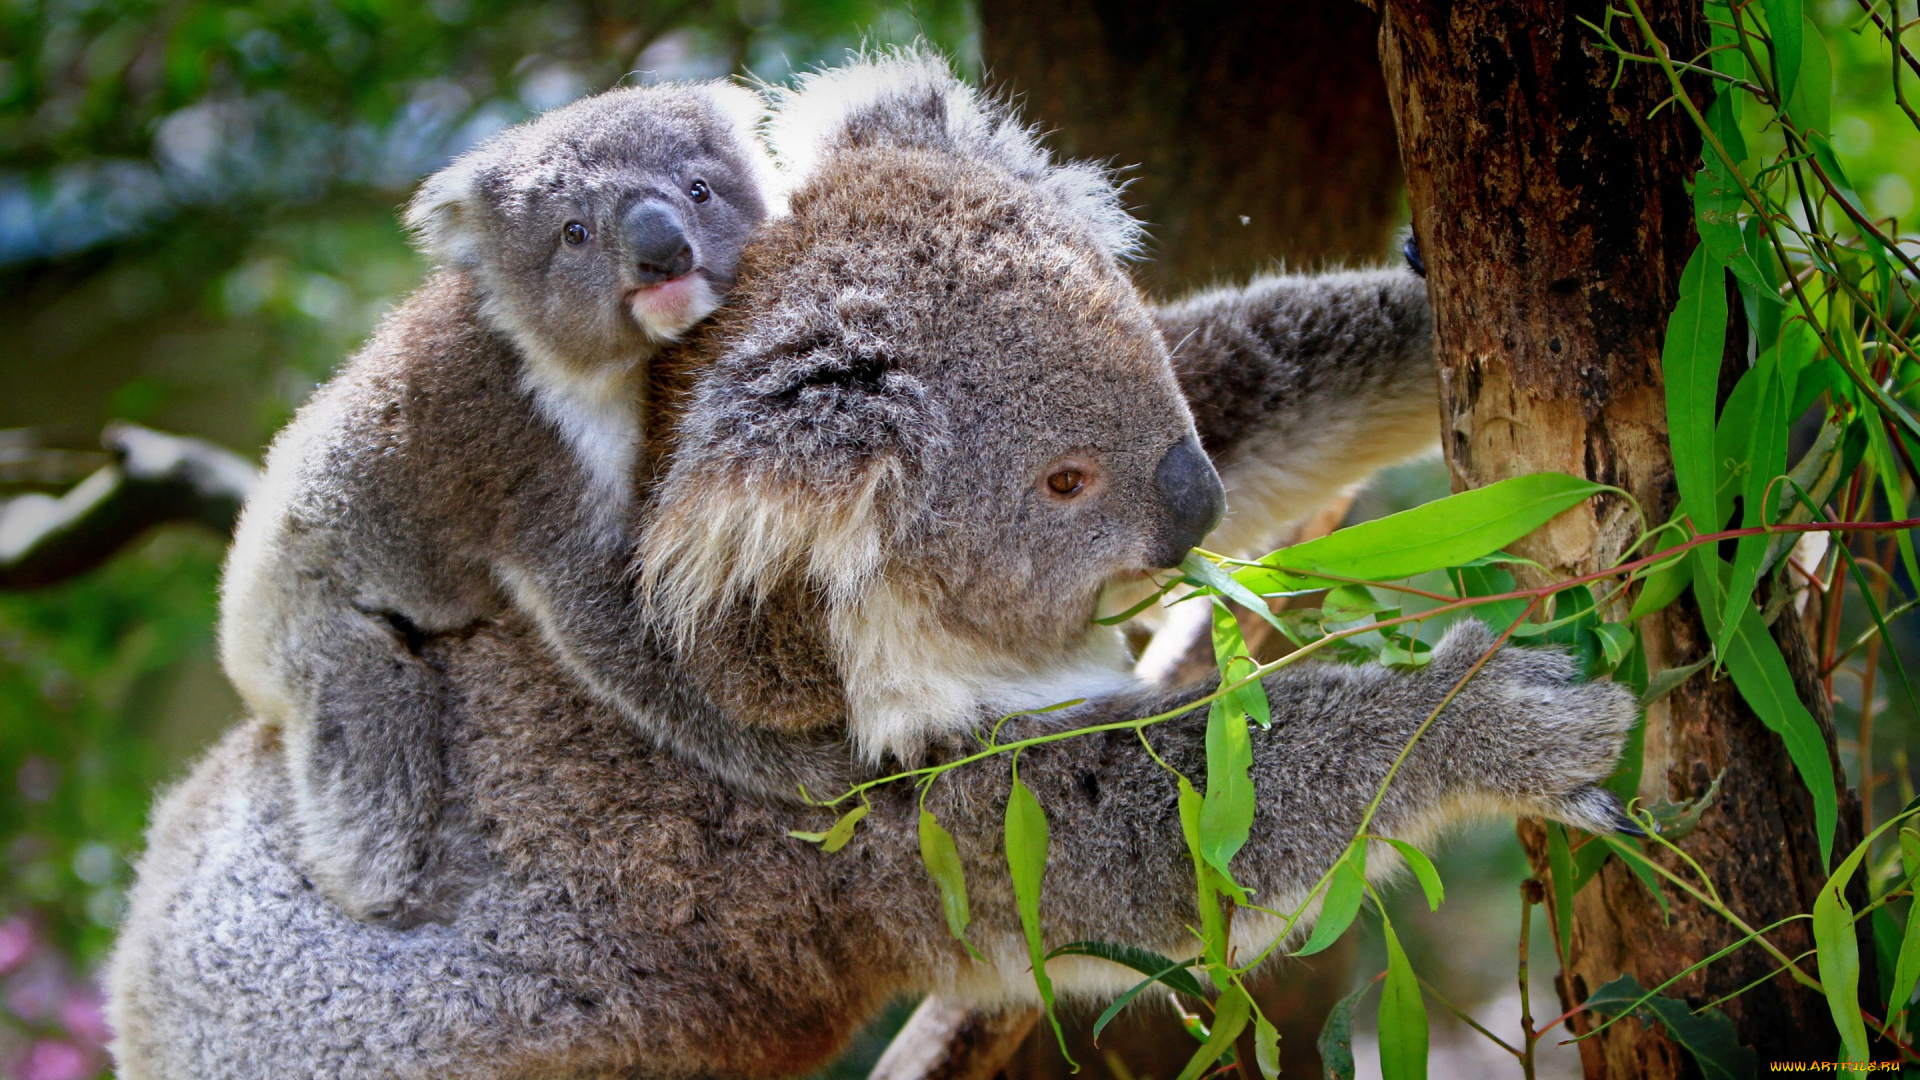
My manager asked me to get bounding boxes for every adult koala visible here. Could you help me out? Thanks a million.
[107,54,1636,1079]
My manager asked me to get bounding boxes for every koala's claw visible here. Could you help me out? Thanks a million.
[1545,783,1644,838]
[1609,801,1649,838]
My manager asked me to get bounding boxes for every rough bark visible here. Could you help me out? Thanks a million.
[1379,0,1862,1071]
[977,0,1405,296]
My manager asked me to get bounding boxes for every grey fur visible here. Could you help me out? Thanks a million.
[111,53,1634,1078]
[1160,269,1440,555]
[218,79,785,925]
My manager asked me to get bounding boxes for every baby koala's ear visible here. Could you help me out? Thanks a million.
[404,153,489,271]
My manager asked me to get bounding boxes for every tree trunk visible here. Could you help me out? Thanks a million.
[977,0,1405,296]
[1379,0,1861,1071]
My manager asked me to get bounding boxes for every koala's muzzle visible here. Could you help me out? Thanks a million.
[625,201,695,284]
[1147,435,1226,569]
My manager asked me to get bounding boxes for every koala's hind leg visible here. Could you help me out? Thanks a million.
[286,604,475,926]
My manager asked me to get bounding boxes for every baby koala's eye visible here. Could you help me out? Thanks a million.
[687,179,711,204]
[562,222,589,246]
[1047,468,1087,497]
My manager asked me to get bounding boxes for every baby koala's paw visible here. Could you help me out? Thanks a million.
[1423,621,1642,834]
[296,805,477,929]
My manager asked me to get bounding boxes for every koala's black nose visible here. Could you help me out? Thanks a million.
[624,201,694,284]
[1147,435,1226,569]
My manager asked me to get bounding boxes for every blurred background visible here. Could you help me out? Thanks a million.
[0,1,1914,1078]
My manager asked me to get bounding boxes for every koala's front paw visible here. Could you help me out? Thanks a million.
[296,808,474,928]
[1424,621,1641,834]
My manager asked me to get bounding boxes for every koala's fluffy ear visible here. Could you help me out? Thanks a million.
[766,48,1140,260]
[699,80,790,219]
[404,153,489,271]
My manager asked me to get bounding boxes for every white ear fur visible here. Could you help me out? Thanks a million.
[699,80,790,220]
[403,153,488,270]
[766,48,1142,260]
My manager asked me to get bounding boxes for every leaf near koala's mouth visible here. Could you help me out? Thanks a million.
[1233,472,1610,594]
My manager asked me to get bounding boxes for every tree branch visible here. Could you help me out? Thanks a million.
[0,424,257,590]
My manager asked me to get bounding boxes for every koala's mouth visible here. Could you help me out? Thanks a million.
[626,272,722,343]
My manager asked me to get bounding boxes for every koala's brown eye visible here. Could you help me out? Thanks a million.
[1047,469,1087,496]
[563,222,589,245]
[688,179,711,203]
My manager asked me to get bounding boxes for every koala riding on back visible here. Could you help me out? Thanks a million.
[217,79,778,925]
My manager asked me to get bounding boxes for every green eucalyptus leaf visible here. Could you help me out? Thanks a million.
[1174,983,1251,1080]
[1047,941,1206,1001]
[1639,655,1712,708]
[1695,550,1838,865]
[918,810,981,961]
[1210,605,1273,731]
[1715,344,1789,665]
[1178,777,1231,965]
[821,804,869,852]
[1644,769,1724,842]
[1200,697,1256,878]
[1254,1011,1280,1080]
[1006,777,1074,1066]
[1584,973,1758,1079]
[1601,835,1673,921]
[1628,553,1691,620]
[1378,921,1428,1080]
[1705,1,1748,78]
[1183,554,1289,637]
[1592,622,1636,672]
[1766,0,1803,107]
[1322,583,1390,622]
[1812,842,1872,1068]
[1317,981,1373,1080]
[1091,969,1182,1044]
[1449,563,1531,633]
[790,803,869,852]
[1211,599,1248,668]
[1296,844,1367,957]
[1742,219,1783,352]
[1547,822,1577,948]
[1378,637,1432,670]
[1785,16,1832,135]
[1664,244,1730,537]
[1695,93,1747,267]
[1380,837,1445,911]
[1240,473,1606,591]
[1891,887,1920,1021]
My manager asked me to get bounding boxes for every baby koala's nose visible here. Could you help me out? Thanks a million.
[625,201,694,284]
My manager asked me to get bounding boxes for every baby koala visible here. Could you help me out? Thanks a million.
[219,80,778,925]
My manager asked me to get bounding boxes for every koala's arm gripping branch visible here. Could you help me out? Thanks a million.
[0,424,257,590]
[1158,269,1438,555]
[919,624,1636,960]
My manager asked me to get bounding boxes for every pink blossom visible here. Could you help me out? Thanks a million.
[0,921,30,977]
[18,1040,90,1080]
[58,989,109,1048]
[5,961,63,1025]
